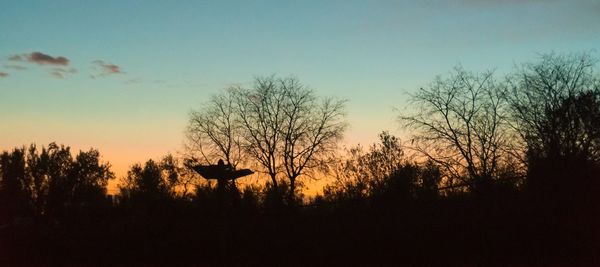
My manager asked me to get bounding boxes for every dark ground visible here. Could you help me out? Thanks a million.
[2,193,598,267]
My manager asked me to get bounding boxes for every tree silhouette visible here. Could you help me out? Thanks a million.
[4,56,600,266]
[526,91,600,197]
[120,159,170,200]
[161,154,198,199]
[187,88,245,168]
[232,76,288,188]
[400,67,519,194]
[69,148,114,205]
[0,147,30,220]
[0,143,114,222]
[506,53,600,196]
[188,75,347,203]
[324,132,441,203]
[278,77,347,203]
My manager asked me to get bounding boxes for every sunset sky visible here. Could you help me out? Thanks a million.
[1,0,599,187]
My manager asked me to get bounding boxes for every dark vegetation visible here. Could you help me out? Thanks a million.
[1,53,599,266]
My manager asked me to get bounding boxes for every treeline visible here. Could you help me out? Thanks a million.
[1,52,599,265]
[323,52,600,207]
[0,143,113,223]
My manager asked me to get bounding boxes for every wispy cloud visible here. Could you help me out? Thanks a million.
[3,64,27,70]
[91,60,124,78]
[6,52,129,80]
[456,0,558,5]
[125,77,142,84]
[10,52,69,66]
[0,72,9,78]
[50,68,77,79]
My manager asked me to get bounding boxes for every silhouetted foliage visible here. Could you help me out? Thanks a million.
[507,53,599,159]
[0,147,30,220]
[506,53,600,203]
[0,143,113,223]
[3,59,600,266]
[323,132,442,206]
[118,154,196,212]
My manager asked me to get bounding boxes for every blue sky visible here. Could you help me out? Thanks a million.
[1,0,599,179]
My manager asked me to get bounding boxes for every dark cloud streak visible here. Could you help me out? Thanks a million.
[9,52,70,66]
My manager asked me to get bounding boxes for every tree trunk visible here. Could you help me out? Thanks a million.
[270,173,278,187]
[288,177,296,207]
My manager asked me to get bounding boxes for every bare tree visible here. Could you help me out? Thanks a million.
[506,53,600,195]
[232,76,288,188]
[186,89,245,168]
[506,52,600,162]
[400,67,517,193]
[279,78,347,201]
[187,75,347,200]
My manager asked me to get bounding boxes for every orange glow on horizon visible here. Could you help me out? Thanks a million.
[1,125,401,197]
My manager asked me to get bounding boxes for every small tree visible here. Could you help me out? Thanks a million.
[324,132,441,203]
[120,159,171,201]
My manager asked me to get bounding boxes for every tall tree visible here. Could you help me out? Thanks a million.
[279,78,347,202]
[506,53,600,163]
[400,67,517,193]
[233,76,287,187]
[187,75,347,201]
[506,53,600,195]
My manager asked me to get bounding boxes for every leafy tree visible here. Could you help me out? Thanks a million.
[0,148,30,219]
[120,160,168,199]
[324,132,441,203]
[0,143,114,221]
[119,154,193,202]
[416,160,442,199]
[70,148,114,204]
[160,154,198,199]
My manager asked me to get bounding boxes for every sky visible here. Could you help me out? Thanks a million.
[1,0,599,190]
